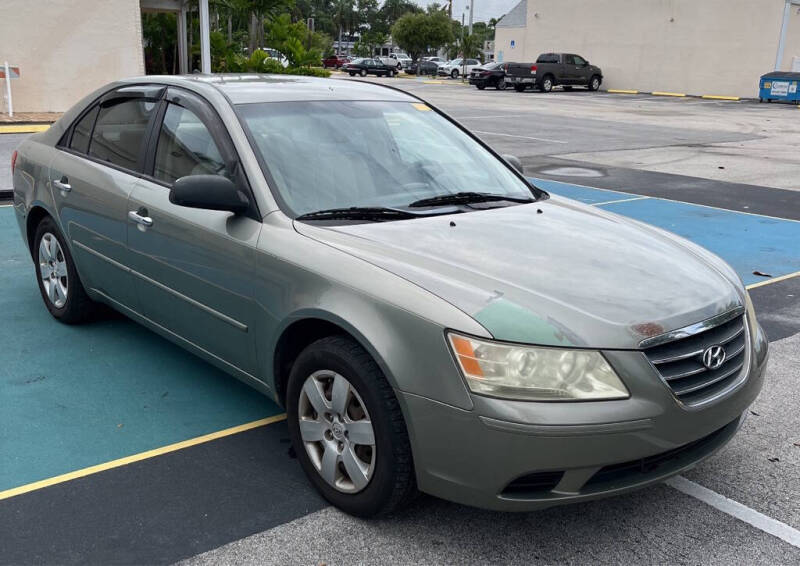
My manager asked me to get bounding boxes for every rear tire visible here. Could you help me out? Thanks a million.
[539,75,554,92]
[588,75,601,91]
[349,72,356,76]
[287,336,417,517]
[360,69,367,77]
[477,84,485,90]
[388,70,395,78]
[496,80,507,90]
[33,216,97,324]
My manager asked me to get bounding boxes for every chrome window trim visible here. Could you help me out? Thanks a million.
[638,306,745,349]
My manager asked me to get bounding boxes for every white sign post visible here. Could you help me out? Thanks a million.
[4,61,13,117]
[2,62,20,117]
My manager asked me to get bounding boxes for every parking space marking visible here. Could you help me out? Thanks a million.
[746,269,800,289]
[531,177,800,224]
[0,414,286,502]
[474,130,568,144]
[590,195,650,206]
[667,476,800,548]
[531,177,800,287]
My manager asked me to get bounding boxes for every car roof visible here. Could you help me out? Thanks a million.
[119,74,418,104]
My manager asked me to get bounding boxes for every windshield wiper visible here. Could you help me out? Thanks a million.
[295,206,418,221]
[408,191,534,208]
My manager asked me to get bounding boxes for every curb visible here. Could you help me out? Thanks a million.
[605,89,746,102]
[0,124,50,134]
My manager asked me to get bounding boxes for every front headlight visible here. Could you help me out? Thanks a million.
[447,332,629,401]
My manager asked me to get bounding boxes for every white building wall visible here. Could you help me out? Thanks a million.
[496,0,800,98]
[0,0,145,113]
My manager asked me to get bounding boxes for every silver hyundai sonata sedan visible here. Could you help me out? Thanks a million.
[12,75,768,517]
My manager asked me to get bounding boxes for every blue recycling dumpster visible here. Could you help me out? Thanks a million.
[759,71,800,103]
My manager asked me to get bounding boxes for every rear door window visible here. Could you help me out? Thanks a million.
[89,98,157,171]
[69,106,99,154]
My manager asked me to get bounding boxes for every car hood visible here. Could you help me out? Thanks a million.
[294,197,744,349]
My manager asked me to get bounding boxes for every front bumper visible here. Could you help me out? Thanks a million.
[398,322,769,511]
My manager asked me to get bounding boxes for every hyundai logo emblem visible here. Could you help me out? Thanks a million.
[702,345,726,370]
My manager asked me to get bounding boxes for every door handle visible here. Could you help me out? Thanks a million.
[128,210,153,227]
[53,177,71,192]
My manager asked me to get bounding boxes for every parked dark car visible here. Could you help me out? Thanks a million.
[506,53,603,92]
[343,58,397,77]
[469,61,512,90]
[322,55,350,69]
[407,60,440,76]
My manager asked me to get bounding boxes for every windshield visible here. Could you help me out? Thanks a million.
[484,62,503,70]
[238,100,539,217]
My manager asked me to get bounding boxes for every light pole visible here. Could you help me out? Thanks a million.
[199,0,211,73]
[468,0,474,35]
[775,0,800,71]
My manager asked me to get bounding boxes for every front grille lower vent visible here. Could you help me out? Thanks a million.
[644,313,748,406]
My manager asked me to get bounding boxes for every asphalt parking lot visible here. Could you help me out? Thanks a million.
[1,77,799,565]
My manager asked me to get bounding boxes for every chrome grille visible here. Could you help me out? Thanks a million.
[644,312,748,406]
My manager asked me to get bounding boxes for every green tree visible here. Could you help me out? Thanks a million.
[265,13,325,66]
[391,11,453,62]
[372,0,420,35]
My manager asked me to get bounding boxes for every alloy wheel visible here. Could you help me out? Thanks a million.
[298,370,376,493]
[38,232,68,308]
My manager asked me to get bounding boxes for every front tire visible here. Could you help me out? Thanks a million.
[450,69,459,79]
[287,336,416,517]
[33,216,96,324]
[476,84,485,90]
[496,79,507,90]
[588,75,601,91]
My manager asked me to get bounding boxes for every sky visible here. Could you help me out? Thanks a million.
[415,0,521,24]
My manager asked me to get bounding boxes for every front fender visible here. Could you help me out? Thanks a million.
[254,213,490,410]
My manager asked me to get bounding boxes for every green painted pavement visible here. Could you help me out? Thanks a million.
[0,206,281,492]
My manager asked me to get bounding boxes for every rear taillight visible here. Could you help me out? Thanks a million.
[530,65,538,73]
[11,150,17,174]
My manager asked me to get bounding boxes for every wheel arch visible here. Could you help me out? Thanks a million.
[271,311,396,408]
[25,204,55,259]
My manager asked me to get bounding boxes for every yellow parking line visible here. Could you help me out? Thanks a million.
[0,413,287,502]
[701,95,741,101]
[608,89,639,94]
[746,270,800,290]
[652,91,687,97]
[0,124,50,134]
[423,80,443,84]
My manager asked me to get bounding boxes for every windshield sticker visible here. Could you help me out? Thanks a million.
[412,103,431,112]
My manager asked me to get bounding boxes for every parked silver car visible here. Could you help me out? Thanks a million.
[12,75,768,517]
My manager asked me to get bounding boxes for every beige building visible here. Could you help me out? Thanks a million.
[495,0,800,98]
[0,0,190,113]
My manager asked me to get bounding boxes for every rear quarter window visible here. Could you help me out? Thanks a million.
[69,106,99,154]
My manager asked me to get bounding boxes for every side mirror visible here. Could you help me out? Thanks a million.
[502,154,524,174]
[170,175,249,214]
